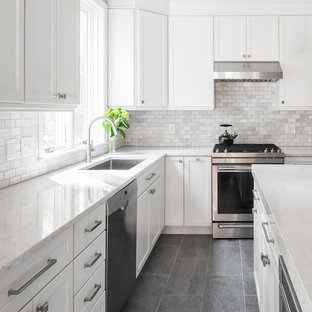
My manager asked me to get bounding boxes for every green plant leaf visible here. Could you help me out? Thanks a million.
[118,129,126,140]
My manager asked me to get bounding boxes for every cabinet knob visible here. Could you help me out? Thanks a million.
[179,160,183,163]
[196,158,200,161]
[36,302,49,312]
[281,101,285,104]
[243,54,246,58]
[247,54,251,58]
[261,253,270,267]
[141,100,144,104]
[150,189,156,195]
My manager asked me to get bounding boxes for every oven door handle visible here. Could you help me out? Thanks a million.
[217,167,252,172]
[218,224,254,229]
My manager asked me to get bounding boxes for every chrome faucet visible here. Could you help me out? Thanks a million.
[86,116,118,163]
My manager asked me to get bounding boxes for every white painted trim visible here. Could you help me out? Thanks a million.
[162,226,212,234]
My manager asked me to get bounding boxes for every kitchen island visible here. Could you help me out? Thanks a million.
[252,164,312,311]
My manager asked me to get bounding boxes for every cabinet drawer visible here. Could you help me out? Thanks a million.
[0,227,73,312]
[74,204,106,257]
[74,232,106,294]
[90,292,105,312]
[137,162,161,197]
[74,262,105,312]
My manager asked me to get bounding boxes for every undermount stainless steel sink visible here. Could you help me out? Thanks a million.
[83,159,144,171]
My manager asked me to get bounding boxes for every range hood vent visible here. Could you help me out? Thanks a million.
[214,62,283,82]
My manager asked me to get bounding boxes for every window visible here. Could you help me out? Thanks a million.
[39,0,107,155]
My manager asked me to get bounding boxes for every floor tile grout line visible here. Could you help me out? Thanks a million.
[240,240,247,312]
[155,235,184,312]
[200,236,212,312]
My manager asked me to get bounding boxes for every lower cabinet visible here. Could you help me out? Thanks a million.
[253,189,279,312]
[165,156,212,227]
[137,176,164,276]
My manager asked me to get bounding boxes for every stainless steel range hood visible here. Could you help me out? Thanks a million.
[214,62,283,81]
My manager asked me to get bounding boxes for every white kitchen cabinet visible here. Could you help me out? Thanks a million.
[90,293,105,312]
[214,16,246,61]
[169,16,214,110]
[184,157,211,226]
[165,157,184,226]
[25,0,79,108]
[19,302,32,312]
[32,264,73,312]
[149,177,162,247]
[214,16,279,62]
[279,16,312,110]
[139,11,168,109]
[108,9,168,110]
[136,189,150,275]
[247,16,279,61]
[0,0,24,103]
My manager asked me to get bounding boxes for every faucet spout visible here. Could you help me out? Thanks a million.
[86,116,118,163]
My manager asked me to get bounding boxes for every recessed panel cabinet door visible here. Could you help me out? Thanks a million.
[0,0,24,103]
[247,16,279,61]
[136,190,150,276]
[214,16,246,61]
[169,17,214,109]
[139,11,168,109]
[280,16,312,110]
[184,157,211,226]
[165,157,184,226]
[32,264,73,312]
[149,178,161,248]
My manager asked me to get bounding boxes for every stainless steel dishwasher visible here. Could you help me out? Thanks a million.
[106,180,137,312]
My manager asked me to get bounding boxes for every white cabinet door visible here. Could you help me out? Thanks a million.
[184,157,211,226]
[247,16,279,61]
[165,157,184,226]
[149,178,161,248]
[280,16,312,110]
[169,17,214,110]
[108,9,135,108]
[214,16,246,61]
[56,0,80,105]
[25,0,79,106]
[139,11,168,109]
[90,292,105,312]
[32,264,73,312]
[0,0,24,103]
[25,0,57,104]
[136,190,150,276]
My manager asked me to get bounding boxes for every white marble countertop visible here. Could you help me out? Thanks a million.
[281,146,312,157]
[252,165,312,311]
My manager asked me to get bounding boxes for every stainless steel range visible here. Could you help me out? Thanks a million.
[212,144,284,239]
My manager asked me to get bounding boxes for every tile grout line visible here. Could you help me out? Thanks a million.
[240,240,247,312]
[155,236,184,312]
[200,236,212,312]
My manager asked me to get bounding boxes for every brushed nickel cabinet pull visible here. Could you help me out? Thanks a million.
[261,253,270,267]
[150,189,155,195]
[84,220,102,233]
[36,302,49,312]
[84,284,101,302]
[84,252,102,268]
[8,258,57,296]
[262,222,274,243]
[146,173,156,181]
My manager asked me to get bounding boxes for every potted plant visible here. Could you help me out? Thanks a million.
[102,108,130,152]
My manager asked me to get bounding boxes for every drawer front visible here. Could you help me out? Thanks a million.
[32,264,73,312]
[74,232,106,294]
[74,262,105,312]
[137,161,161,197]
[0,227,73,312]
[74,204,106,257]
[90,292,106,312]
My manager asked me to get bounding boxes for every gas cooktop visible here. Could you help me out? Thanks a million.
[213,144,282,154]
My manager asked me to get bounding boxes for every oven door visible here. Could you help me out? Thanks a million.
[213,165,254,222]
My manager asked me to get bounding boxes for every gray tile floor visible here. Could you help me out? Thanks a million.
[122,235,259,312]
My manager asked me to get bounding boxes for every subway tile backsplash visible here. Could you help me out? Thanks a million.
[125,82,312,147]
[0,81,312,189]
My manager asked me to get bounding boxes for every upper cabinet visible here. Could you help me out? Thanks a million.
[25,0,80,108]
[108,9,168,110]
[169,17,214,110]
[279,16,312,110]
[0,0,79,111]
[214,16,279,62]
[0,0,24,103]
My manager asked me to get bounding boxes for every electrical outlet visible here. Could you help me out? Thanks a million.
[21,137,34,158]
[7,139,16,160]
[285,123,296,134]
[169,124,175,135]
